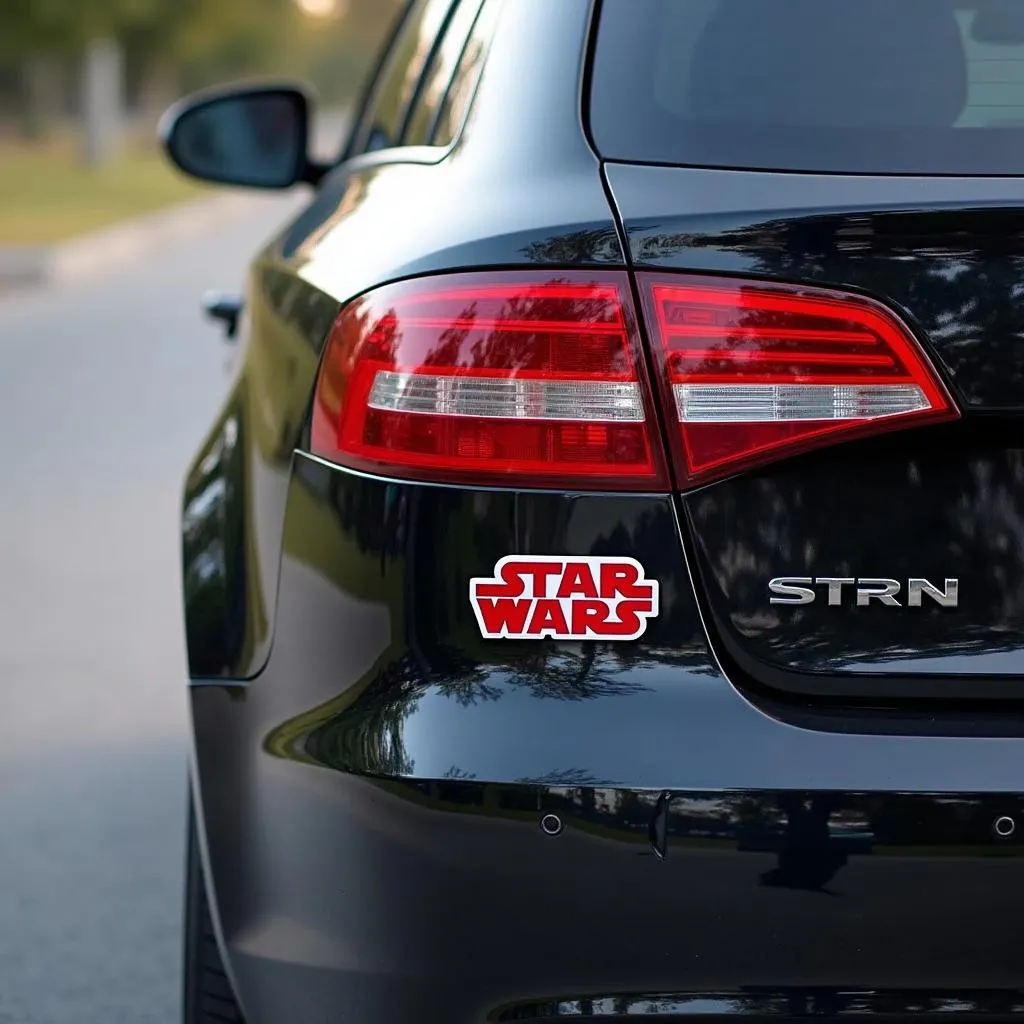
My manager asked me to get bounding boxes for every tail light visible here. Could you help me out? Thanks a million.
[310,271,668,490]
[310,271,958,492]
[639,274,959,486]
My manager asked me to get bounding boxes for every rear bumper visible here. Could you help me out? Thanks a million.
[191,712,1024,1023]
[188,458,1024,1023]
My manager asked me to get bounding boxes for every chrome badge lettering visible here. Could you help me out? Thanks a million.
[769,577,958,608]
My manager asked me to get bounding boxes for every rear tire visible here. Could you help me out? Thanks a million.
[183,793,246,1024]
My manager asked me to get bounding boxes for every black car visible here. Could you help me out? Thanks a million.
[163,2,1024,1021]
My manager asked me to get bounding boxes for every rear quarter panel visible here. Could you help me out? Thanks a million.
[181,0,621,681]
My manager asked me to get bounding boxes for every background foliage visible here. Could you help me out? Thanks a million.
[0,0,405,136]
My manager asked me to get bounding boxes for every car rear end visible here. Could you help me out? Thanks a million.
[192,1,1024,1021]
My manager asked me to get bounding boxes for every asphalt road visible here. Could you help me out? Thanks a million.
[0,191,302,1024]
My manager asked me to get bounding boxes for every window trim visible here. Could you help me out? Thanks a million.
[422,0,488,146]
[342,0,501,166]
[346,0,450,159]
[340,0,421,164]
[395,0,466,146]
[427,0,500,149]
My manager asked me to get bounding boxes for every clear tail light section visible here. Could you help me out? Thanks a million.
[310,271,669,490]
[639,273,959,486]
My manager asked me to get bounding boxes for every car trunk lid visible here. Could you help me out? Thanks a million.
[608,162,1024,700]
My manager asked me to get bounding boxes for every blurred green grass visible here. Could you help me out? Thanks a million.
[0,136,203,245]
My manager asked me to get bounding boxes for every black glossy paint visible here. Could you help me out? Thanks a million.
[190,455,1024,1022]
[194,580,1024,1020]
[207,742,1024,1024]
[181,0,620,679]
[181,266,338,678]
[605,163,1024,695]
[226,456,1024,790]
[684,423,1024,697]
[606,165,1024,411]
[179,0,1024,1020]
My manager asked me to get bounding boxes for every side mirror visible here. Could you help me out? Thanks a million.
[160,83,319,190]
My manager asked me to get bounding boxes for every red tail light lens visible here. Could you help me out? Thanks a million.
[311,271,958,492]
[311,271,668,490]
[639,274,959,485]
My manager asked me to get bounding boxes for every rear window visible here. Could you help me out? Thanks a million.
[590,0,1024,175]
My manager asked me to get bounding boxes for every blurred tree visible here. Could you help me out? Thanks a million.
[2,0,160,159]
[287,0,404,106]
[1,0,404,150]
[123,0,301,106]
[13,54,64,139]
[1,0,72,139]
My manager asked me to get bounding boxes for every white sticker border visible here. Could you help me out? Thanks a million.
[469,555,660,642]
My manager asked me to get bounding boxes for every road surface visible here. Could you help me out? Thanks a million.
[0,191,302,1023]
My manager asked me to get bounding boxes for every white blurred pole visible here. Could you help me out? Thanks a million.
[80,38,123,166]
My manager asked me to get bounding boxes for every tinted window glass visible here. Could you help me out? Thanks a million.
[352,0,455,153]
[590,0,1024,174]
[431,0,501,146]
[403,0,485,145]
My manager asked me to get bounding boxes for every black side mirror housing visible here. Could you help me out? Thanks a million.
[159,82,324,190]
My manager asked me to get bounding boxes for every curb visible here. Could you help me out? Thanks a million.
[0,191,277,290]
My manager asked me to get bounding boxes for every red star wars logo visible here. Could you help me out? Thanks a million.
[469,556,659,641]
